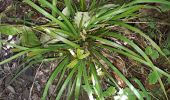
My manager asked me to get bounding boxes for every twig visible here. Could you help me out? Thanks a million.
[29,62,44,100]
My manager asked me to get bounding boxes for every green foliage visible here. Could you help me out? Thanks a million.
[114,88,137,100]
[132,78,151,100]
[103,86,116,97]
[1,0,170,100]
[0,25,22,35]
[20,27,41,47]
[145,46,159,60]
[148,71,159,84]
[159,4,170,12]
[163,49,170,56]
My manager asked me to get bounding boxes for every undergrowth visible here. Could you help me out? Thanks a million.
[0,0,170,100]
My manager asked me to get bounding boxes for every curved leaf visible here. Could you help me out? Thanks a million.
[0,25,22,35]
[42,57,69,100]
[93,50,143,100]
[55,63,78,100]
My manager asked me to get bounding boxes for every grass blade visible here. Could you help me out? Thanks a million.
[112,21,166,58]
[94,5,143,24]
[92,55,121,89]
[55,63,78,100]
[93,50,143,100]
[83,62,94,100]
[43,28,80,48]
[64,0,75,15]
[90,62,104,100]
[52,0,57,17]
[104,32,150,61]
[54,67,67,95]
[128,0,170,6]
[67,79,76,100]
[80,0,86,11]
[112,5,143,20]
[89,0,96,10]
[75,60,83,100]
[132,78,151,100]
[55,35,80,48]
[38,0,78,36]
[90,35,142,59]
[0,40,29,50]
[97,45,170,79]
[96,45,169,99]
[0,50,29,65]
[42,57,69,100]
[7,56,41,86]
[23,0,69,31]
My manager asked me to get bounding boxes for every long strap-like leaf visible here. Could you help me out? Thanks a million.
[90,62,104,100]
[93,50,144,100]
[38,0,77,36]
[23,0,69,31]
[42,57,69,100]
[127,0,170,7]
[55,63,78,100]
[75,60,83,100]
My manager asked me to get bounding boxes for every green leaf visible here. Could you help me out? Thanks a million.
[52,0,57,17]
[76,49,90,59]
[67,79,76,100]
[42,28,80,48]
[67,59,78,68]
[148,71,159,84]
[151,50,159,60]
[90,63,104,100]
[75,61,83,100]
[93,50,144,100]
[55,67,67,90]
[112,22,166,58]
[56,63,78,100]
[21,27,41,47]
[162,49,170,56]
[7,56,40,86]
[123,88,137,100]
[94,5,143,24]
[0,40,29,50]
[145,46,153,55]
[98,45,170,79]
[128,0,170,7]
[90,35,141,58]
[104,44,170,83]
[167,78,170,84]
[80,0,86,11]
[37,0,77,36]
[79,52,90,59]
[0,50,29,65]
[23,0,69,31]
[42,57,69,100]
[103,86,116,97]
[89,0,96,10]
[83,63,94,99]
[64,0,75,15]
[112,5,143,20]
[77,49,84,57]
[159,4,170,12]
[145,46,159,60]
[132,78,151,100]
[0,25,22,35]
